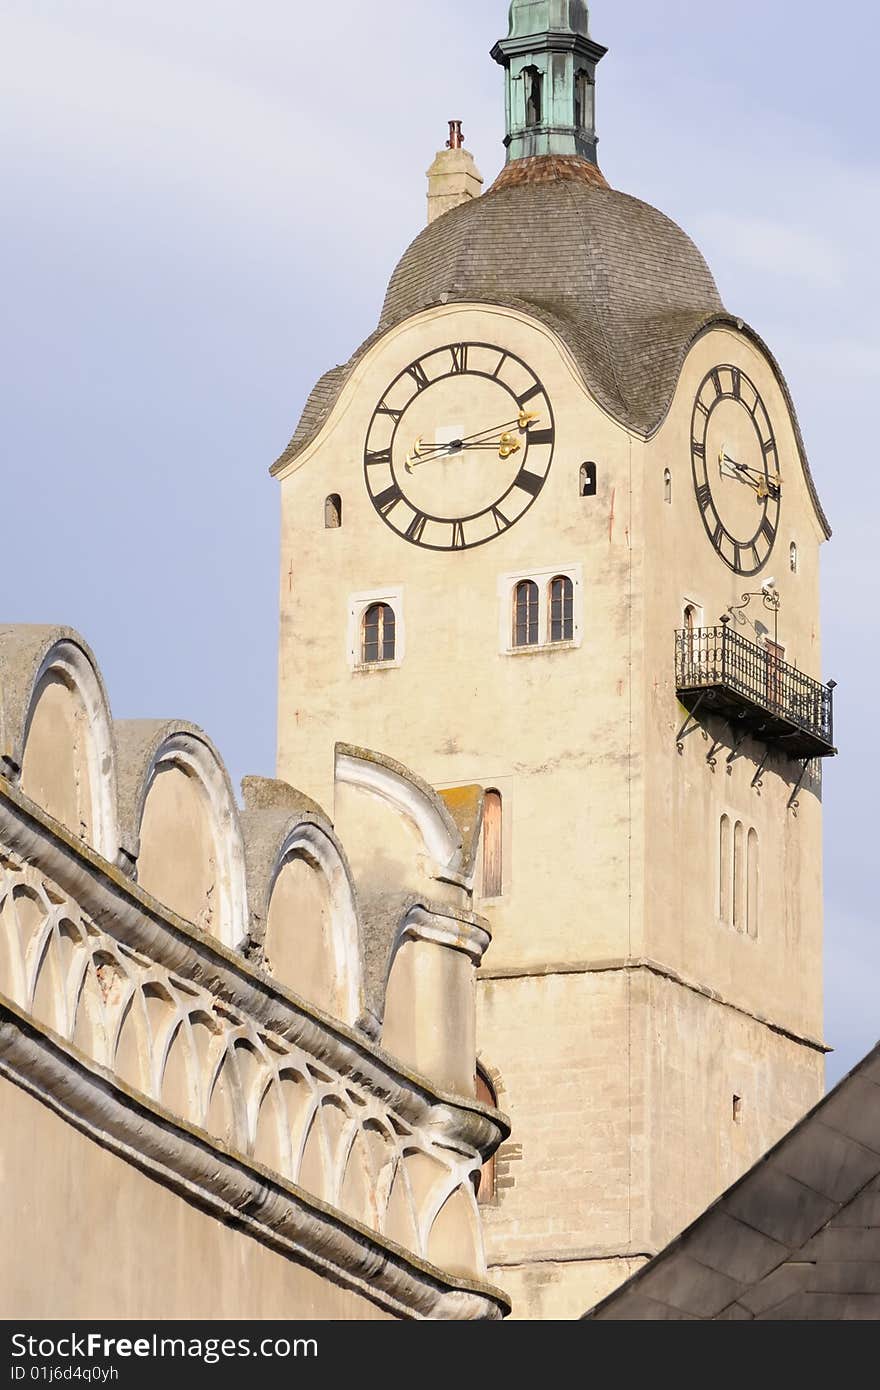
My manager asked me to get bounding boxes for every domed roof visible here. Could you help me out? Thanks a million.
[379,156,724,432]
[276,159,725,461]
[273,159,829,536]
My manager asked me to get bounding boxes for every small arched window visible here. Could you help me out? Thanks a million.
[580,462,597,498]
[550,576,574,643]
[733,820,746,934]
[483,789,503,899]
[325,494,342,529]
[362,603,396,664]
[747,828,759,940]
[790,541,799,573]
[719,814,732,926]
[524,66,543,127]
[683,604,700,671]
[475,1066,498,1203]
[513,580,539,648]
[664,469,672,504]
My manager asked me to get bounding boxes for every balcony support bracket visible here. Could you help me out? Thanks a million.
[706,738,724,769]
[676,692,707,753]
[726,728,751,773]
[788,759,812,813]
[751,748,771,790]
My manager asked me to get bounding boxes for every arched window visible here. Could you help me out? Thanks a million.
[483,789,503,899]
[524,66,543,127]
[790,541,799,573]
[475,1066,498,1203]
[747,828,759,940]
[664,468,672,504]
[550,576,574,643]
[362,603,396,664]
[580,462,597,497]
[733,820,746,934]
[574,69,594,130]
[325,494,342,529]
[683,604,700,673]
[513,580,539,648]
[719,814,732,926]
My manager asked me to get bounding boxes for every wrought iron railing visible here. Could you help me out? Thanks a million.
[675,625,834,750]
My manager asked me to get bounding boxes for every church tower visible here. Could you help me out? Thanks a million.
[272,2,834,1319]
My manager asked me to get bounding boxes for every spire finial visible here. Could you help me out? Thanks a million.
[491,1,608,164]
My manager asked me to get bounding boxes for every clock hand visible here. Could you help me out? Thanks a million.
[405,411,541,472]
[446,410,540,451]
[719,451,781,495]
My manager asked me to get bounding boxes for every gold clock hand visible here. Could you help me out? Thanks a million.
[720,451,782,495]
[403,412,541,473]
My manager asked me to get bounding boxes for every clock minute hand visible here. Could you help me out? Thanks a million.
[458,409,540,447]
[405,411,542,472]
[720,451,782,496]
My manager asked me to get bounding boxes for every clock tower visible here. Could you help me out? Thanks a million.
[272,1,834,1319]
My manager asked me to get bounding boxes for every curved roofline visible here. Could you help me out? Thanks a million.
[271,301,830,540]
[650,311,831,540]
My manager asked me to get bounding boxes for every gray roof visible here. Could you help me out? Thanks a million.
[585,1040,880,1320]
[272,159,830,536]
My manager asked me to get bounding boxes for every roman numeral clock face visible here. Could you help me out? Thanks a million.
[364,343,555,550]
[691,366,781,575]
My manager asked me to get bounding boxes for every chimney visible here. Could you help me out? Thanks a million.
[426,121,484,225]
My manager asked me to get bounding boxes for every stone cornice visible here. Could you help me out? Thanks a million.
[400,905,492,967]
[0,998,509,1322]
[478,957,829,1054]
[0,775,509,1157]
[491,34,608,65]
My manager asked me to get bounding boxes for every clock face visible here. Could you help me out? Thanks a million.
[691,365,781,576]
[364,342,555,551]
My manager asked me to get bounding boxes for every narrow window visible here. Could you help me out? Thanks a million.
[475,1067,498,1202]
[362,603,396,664]
[483,790,503,898]
[733,820,746,933]
[790,541,799,573]
[732,1095,743,1125]
[524,67,543,127]
[747,828,759,940]
[513,580,540,648]
[684,604,700,673]
[580,462,597,497]
[574,69,595,131]
[550,576,574,643]
[719,814,732,926]
[324,494,342,529]
[664,468,672,504]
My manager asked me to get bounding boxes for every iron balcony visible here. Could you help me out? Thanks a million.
[675,625,836,760]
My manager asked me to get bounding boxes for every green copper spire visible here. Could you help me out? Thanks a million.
[491,1,607,164]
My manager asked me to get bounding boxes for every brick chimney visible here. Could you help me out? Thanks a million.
[426,121,484,224]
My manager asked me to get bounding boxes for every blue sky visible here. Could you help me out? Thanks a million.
[1,1,875,1083]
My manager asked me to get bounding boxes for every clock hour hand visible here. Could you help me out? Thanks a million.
[405,411,541,472]
[719,450,781,498]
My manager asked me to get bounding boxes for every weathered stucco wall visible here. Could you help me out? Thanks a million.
[0,1075,392,1321]
[274,298,829,1319]
[0,626,508,1322]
